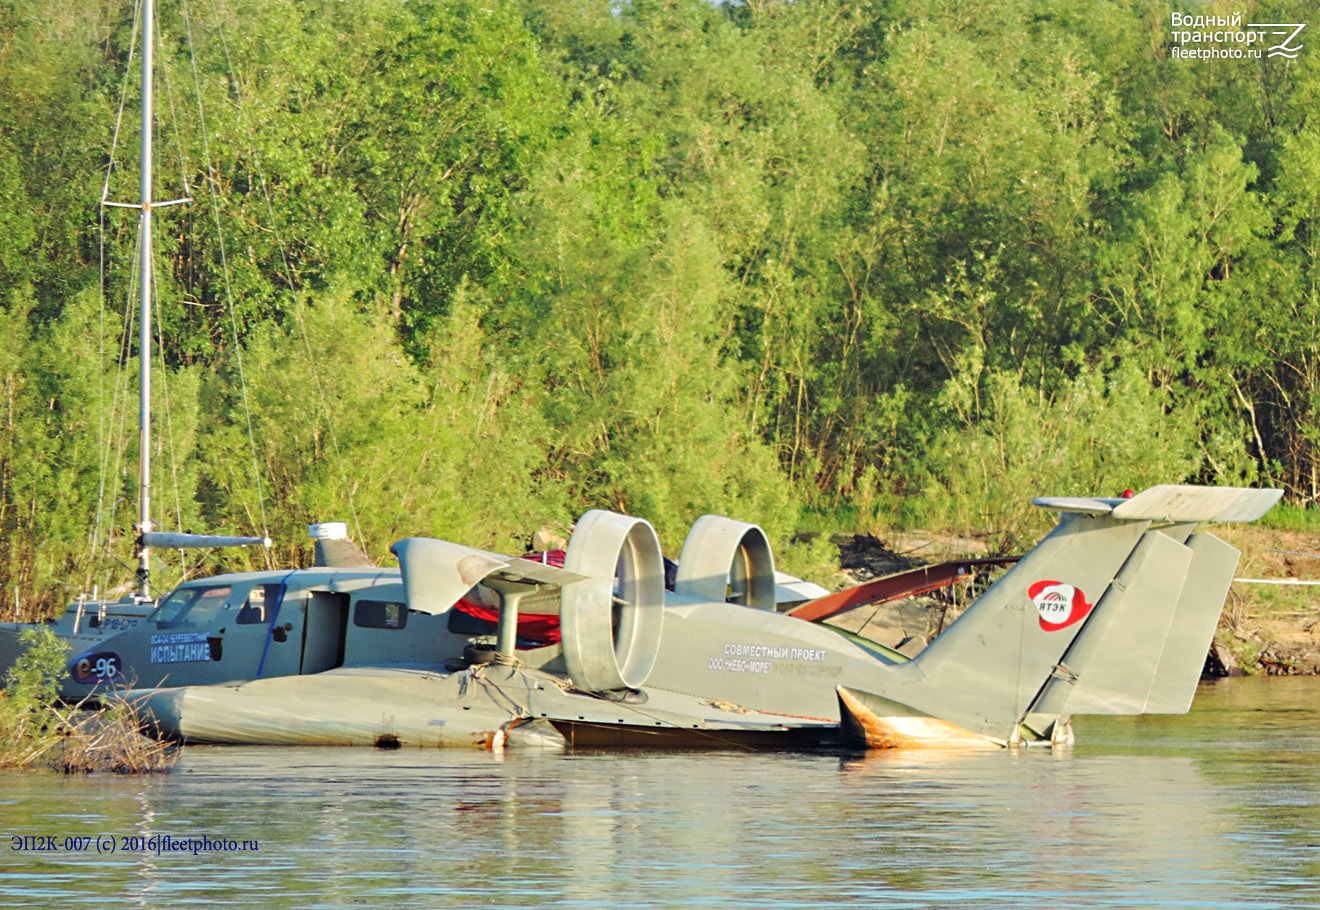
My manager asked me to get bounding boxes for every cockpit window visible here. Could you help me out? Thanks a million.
[153,585,233,629]
[236,584,281,624]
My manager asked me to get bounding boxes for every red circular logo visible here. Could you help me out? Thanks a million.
[1028,580,1093,632]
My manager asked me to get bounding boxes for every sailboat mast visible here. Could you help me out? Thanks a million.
[113,0,267,591]
[136,0,154,599]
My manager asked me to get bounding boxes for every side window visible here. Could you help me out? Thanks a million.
[354,600,408,630]
[236,584,281,625]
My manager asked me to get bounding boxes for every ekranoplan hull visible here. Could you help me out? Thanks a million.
[123,664,838,751]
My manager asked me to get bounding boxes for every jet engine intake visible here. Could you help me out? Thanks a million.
[674,515,776,610]
[560,510,665,693]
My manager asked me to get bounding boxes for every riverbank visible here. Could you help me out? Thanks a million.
[821,525,1320,676]
[1211,525,1320,675]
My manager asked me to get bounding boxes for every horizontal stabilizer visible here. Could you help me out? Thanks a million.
[1035,485,1281,523]
[140,531,270,550]
[1031,496,1123,516]
[1112,485,1282,522]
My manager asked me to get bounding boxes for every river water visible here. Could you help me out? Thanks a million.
[2,676,1318,908]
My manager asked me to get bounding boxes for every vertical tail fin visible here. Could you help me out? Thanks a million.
[1144,532,1240,712]
[1028,529,1241,723]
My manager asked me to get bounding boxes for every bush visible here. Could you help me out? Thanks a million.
[0,627,177,773]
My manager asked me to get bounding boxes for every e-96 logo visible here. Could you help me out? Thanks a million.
[70,651,121,684]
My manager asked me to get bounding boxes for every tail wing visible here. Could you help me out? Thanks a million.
[841,485,1279,745]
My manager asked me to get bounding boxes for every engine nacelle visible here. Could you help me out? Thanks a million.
[674,515,776,610]
[560,510,665,692]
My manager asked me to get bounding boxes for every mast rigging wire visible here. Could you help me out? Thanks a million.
[201,0,366,554]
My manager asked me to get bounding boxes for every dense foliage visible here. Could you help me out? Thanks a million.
[0,0,1316,613]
